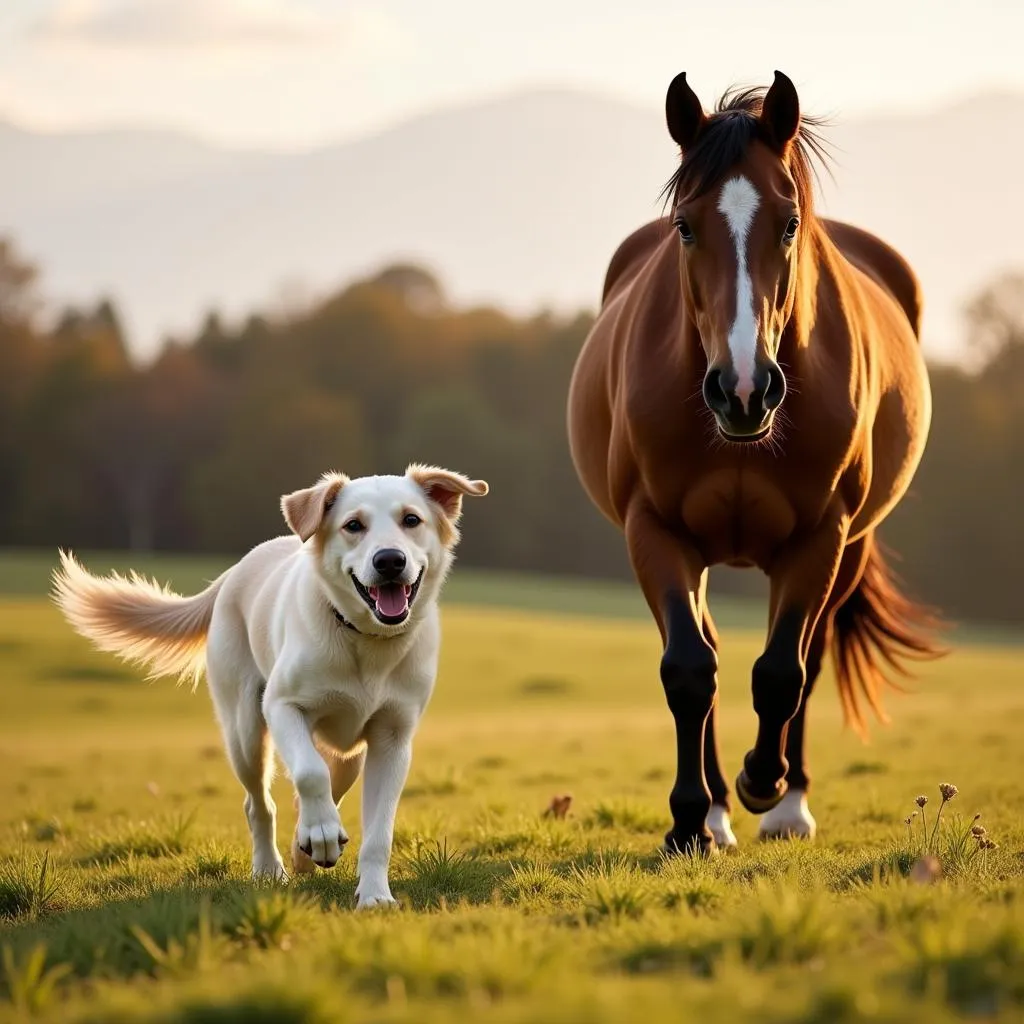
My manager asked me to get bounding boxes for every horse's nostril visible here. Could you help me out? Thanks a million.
[703,368,731,415]
[763,362,787,411]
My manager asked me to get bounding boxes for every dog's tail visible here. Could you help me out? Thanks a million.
[52,550,229,687]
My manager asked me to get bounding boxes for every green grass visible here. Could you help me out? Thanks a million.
[0,550,1023,1022]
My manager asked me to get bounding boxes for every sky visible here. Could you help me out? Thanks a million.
[1,0,1023,150]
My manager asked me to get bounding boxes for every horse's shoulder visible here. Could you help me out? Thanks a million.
[820,218,923,340]
[601,219,673,307]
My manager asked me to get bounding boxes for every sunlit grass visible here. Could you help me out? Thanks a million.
[0,564,1022,1023]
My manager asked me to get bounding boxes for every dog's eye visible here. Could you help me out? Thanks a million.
[342,519,364,534]
[402,513,422,529]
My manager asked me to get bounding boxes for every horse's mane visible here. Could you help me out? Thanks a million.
[661,86,832,215]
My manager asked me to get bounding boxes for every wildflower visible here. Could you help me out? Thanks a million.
[904,815,916,826]
[972,813,981,822]
[971,824,987,838]
[915,795,928,808]
[929,784,958,847]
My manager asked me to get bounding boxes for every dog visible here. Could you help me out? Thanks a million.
[52,464,488,908]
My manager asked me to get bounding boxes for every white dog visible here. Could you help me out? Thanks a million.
[52,464,488,908]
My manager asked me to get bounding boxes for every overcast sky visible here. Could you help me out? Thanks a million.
[1,0,1022,150]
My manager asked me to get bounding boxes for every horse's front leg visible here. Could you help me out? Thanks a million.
[626,503,717,855]
[699,607,738,848]
[704,696,738,848]
[736,509,849,814]
[760,535,870,838]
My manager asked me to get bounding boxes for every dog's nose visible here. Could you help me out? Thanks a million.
[372,548,407,581]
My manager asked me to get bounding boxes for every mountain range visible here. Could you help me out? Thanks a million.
[1,88,1020,360]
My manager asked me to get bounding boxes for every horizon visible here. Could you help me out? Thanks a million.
[3,1,1023,362]
[2,1,1024,150]
[4,80,1020,363]
[2,79,1024,156]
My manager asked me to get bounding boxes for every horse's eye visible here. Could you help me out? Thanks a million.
[674,218,695,245]
[783,216,800,244]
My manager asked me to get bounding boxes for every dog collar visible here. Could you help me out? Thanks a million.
[330,605,361,634]
[330,602,412,640]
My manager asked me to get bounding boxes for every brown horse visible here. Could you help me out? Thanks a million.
[567,71,943,854]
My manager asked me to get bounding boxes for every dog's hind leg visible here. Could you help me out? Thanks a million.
[207,638,285,879]
[232,689,286,880]
[328,744,367,803]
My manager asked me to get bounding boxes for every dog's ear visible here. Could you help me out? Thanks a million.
[407,464,488,525]
[280,473,348,542]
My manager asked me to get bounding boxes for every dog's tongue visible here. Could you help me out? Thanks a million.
[371,583,409,618]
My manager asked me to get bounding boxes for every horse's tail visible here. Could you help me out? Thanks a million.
[52,550,229,688]
[830,535,946,736]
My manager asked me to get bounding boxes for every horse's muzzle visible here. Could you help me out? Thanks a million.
[703,361,786,440]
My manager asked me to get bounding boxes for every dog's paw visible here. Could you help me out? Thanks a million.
[252,854,288,882]
[290,834,318,876]
[355,878,398,910]
[295,802,348,868]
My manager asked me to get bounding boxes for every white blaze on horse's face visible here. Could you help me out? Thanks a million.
[717,175,761,413]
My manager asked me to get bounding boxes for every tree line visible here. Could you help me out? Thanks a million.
[1,239,1021,625]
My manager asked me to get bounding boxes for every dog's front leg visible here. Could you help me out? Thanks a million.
[264,698,347,868]
[355,719,414,908]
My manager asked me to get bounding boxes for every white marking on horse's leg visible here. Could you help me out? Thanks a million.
[705,803,738,849]
[758,789,816,839]
[717,176,760,411]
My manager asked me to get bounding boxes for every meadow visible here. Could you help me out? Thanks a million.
[1,550,1023,1023]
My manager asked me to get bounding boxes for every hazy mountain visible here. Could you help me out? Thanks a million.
[0,88,1020,360]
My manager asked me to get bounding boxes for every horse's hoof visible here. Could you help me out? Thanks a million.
[758,790,817,840]
[661,829,716,858]
[735,769,788,814]
[705,804,739,850]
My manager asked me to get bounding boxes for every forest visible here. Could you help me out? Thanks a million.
[1,237,1021,625]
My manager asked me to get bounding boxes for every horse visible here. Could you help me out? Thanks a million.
[567,70,944,854]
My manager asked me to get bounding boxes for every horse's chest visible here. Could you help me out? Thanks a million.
[679,470,798,566]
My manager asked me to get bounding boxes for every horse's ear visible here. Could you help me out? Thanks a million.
[760,70,801,151]
[665,72,706,151]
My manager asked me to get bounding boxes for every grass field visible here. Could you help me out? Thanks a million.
[1,550,1023,1022]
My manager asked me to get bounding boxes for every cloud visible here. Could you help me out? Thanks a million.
[32,0,387,50]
